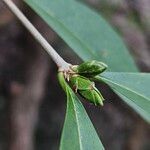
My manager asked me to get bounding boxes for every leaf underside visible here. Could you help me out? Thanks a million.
[99,72,150,123]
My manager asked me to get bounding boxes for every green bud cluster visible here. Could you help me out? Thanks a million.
[69,60,107,106]
[69,75,104,106]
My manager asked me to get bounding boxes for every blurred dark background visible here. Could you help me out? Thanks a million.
[0,0,150,150]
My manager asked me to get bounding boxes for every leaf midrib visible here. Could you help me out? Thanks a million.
[101,76,150,102]
[114,89,149,115]
[100,76,150,117]
[114,90,150,122]
[69,90,83,150]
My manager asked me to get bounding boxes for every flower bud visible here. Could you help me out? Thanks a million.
[69,75,104,106]
[69,75,94,91]
[72,60,107,77]
[78,88,104,106]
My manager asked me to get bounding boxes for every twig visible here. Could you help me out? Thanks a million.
[2,0,71,70]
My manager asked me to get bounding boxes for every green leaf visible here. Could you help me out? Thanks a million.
[25,0,138,72]
[97,72,150,123]
[58,73,104,150]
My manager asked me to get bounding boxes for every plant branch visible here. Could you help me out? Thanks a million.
[2,0,71,70]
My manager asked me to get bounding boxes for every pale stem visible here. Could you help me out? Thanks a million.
[2,0,71,70]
